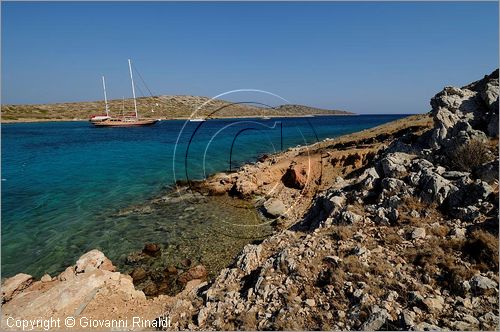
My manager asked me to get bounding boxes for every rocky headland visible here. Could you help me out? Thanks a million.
[1,70,498,330]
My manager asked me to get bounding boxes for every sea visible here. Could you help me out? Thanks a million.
[1,114,407,278]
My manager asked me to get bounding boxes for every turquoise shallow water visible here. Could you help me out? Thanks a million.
[1,115,406,278]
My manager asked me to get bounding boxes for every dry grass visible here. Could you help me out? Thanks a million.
[380,227,403,247]
[428,224,451,238]
[238,309,258,330]
[399,196,442,226]
[329,226,356,241]
[449,139,495,172]
[404,231,497,295]
[463,229,499,271]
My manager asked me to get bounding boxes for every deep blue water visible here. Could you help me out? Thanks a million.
[1,115,407,277]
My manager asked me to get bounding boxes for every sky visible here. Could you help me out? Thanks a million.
[1,1,498,114]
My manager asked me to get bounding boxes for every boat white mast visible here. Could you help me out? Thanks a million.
[128,59,138,119]
[102,76,110,117]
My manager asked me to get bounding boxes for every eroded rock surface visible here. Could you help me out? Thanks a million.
[1,250,172,331]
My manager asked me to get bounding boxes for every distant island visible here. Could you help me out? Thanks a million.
[1,96,353,123]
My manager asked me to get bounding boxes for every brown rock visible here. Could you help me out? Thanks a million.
[142,283,158,296]
[1,269,146,324]
[164,265,178,275]
[257,154,269,163]
[230,180,258,197]
[126,252,147,264]
[423,296,445,313]
[2,273,33,303]
[281,166,307,189]
[181,258,192,268]
[99,257,116,272]
[143,243,161,257]
[40,274,52,283]
[158,281,170,294]
[75,249,106,273]
[130,267,147,282]
[58,266,76,281]
[177,265,208,284]
[344,152,363,168]
[204,173,234,195]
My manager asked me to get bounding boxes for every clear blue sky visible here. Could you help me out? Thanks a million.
[2,1,498,114]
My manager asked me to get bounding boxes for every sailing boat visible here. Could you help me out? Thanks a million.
[90,59,159,127]
[89,76,112,122]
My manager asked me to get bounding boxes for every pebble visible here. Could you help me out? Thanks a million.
[305,299,316,307]
[40,274,52,283]
[411,227,426,240]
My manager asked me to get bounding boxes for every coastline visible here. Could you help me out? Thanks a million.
[1,70,498,331]
[0,113,358,124]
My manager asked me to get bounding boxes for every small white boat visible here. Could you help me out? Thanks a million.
[189,118,206,122]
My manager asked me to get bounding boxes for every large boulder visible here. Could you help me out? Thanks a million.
[263,198,286,218]
[1,273,33,303]
[430,86,479,114]
[419,169,458,205]
[75,249,106,273]
[177,265,208,284]
[230,179,258,198]
[361,306,391,330]
[378,153,416,178]
[143,243,161,257]
[1,250,149,327]
[446,179,492,209]
[429,70,499,149]
[473,159,499,184]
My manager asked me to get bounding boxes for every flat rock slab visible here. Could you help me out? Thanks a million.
[263,198,286,218]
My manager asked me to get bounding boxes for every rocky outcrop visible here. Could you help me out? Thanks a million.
[429,70,499,150]
[0,250,203,331]
[1,273,33,303]
[157,70,499,331]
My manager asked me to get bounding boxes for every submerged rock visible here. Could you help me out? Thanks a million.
[130,267,147,282]
[143,243,161,257]
[178,265,208,284]
[263,198,286,218]
[164,265,178,276]
[143,282,158,296]
[181,258,192,268]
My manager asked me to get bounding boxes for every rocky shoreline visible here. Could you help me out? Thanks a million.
[2,70,498,330]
